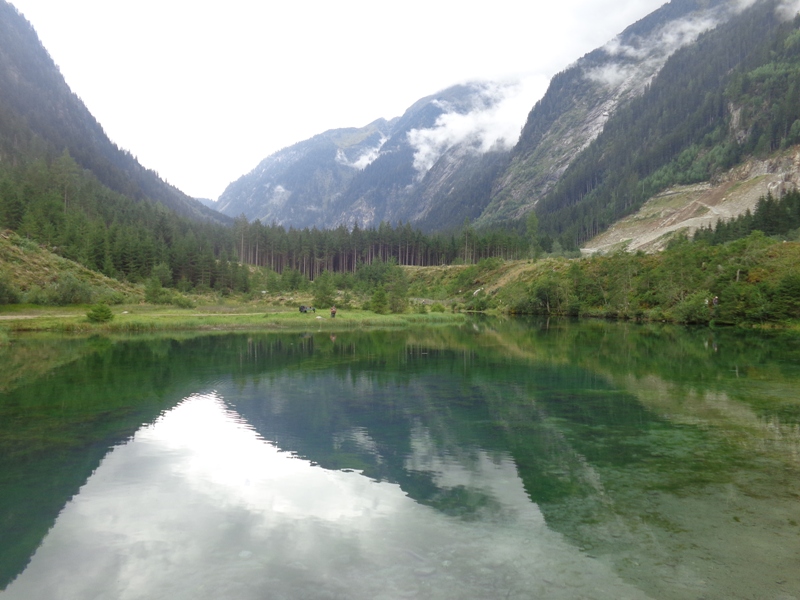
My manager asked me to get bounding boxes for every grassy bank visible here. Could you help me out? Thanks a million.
[0,304,466,335]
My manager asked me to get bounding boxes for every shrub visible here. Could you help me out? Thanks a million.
[96,290,126,305]
[145,277,170,304]
[465,291,492,312]
[0,272,20,305]
[152,262,173,287]
[50,273,93,305]
[673,290,712,324]
[169,294,196,309]
[430,303,446,313]
[86,303,114,323]
[370,286,389,314]
[313,271,336,308]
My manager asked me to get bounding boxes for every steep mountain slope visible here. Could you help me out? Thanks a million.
[582,149,800,253]
[218,0,750,235]
[481,0,740,227]
[0,1,229,225]
[217,119,394,226]
[218,83,515,231]
[534,0,800,246]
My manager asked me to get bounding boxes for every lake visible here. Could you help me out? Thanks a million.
[1,319,799,599]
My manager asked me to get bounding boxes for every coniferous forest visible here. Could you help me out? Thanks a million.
[534,4,800,248]
[0,150,528,296]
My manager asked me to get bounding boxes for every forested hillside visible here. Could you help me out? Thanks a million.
[0,0,530,299]
[535,0,800,248]
[0,1,227,225]
[482,0,736,228]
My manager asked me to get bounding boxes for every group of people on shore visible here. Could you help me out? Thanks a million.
[298,305,336,317]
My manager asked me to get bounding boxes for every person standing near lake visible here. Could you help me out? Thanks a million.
[331,305,337,318]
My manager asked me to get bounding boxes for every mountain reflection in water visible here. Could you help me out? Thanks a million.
[0,320,798,599]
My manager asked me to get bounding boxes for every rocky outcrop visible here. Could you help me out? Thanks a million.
[582,149,800,253]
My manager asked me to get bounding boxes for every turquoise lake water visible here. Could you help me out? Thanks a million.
[1,319,799,599]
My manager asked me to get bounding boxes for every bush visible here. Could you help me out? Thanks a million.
[313,271,336,308]
[430,303,446,313]
[370,286,389,314]
[0,272,21,305]
[145,277,170,304]
[465,291,492,312]
[673,290,712,324]
[152,262,173,287]
[49,273,93,305]
[169,293,196,309]
[86,303,114,323]
[96,290,126,305]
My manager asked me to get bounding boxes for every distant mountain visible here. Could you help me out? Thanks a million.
[218,0,748,234]
[218,83,514,231]
[0,1,229,226]
[218,118,395,226]
[196,197,219,209]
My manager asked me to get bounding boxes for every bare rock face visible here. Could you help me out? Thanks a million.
[581,149,800,254]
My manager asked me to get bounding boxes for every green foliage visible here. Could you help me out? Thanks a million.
[46,273,93,305]
[281,269,306,292]
[509,231,800,325]
[370,286,389,314]
[169,294,196,309]
[144,277,168,304]
[695,190,800,245]
[0,271,20,305]
[533,1,797,247]
[152,262,172,287]
[464,290,493,312]
[673,291,712,324]
[312,271,336,308]
[430,303,446,313]
[86,303,113,323]
[386,269,409,314]
[356,258,398,290]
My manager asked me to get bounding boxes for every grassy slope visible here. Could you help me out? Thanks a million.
[0,230,140,300]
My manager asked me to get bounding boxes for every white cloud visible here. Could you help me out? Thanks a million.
[603,13,721,63]
[335,137,388,170]
[407,77,548,175]
[777,0,800,19]
[8,0,671,199]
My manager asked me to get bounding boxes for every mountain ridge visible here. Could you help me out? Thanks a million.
[216,0,752,236]
[0,1,229,226]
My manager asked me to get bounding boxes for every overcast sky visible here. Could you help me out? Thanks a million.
[10,0,666,200]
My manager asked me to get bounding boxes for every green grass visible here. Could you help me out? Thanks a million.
[0,304,466,335]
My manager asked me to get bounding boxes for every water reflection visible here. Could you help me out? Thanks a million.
[2,393,650,600]
[0,321,799,599]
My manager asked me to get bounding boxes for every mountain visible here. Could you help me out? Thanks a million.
[217,0,749,234]
[218,83,515,231]
[0,1,229,226]
[480,0,741,228]
[217,118,395,226]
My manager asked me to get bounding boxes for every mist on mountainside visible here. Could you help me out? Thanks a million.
[217,0,794,245]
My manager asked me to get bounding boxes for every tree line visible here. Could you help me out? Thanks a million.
[0,150,530,297]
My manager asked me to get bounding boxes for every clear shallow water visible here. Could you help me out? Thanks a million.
[1,320,799,599]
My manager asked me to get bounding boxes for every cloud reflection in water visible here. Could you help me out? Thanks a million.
[2,393,653,600]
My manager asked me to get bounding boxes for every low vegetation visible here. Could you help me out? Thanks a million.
[3,190,800,333]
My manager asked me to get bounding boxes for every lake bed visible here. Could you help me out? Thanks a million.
[1,319,798,599]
